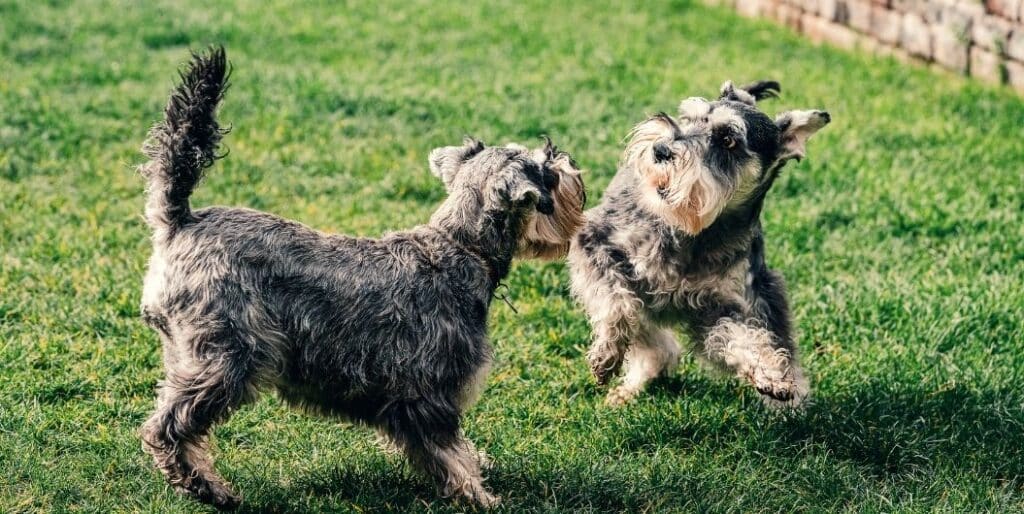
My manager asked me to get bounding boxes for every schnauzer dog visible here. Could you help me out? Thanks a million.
[137,47,584,509]
[568,81,829,407]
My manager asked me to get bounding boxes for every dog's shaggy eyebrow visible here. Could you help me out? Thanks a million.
[650,112,682,136]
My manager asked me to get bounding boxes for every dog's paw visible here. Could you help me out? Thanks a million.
[374,432,403,456]
[475,491,502,509]
[475,449,494,470]
[178,479,241,511]
[458,488,501,509]
[604,384,640,407]
[748,365,809,410]
[587,349,623,386]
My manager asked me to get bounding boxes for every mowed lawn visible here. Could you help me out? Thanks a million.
[2,0,1024,512]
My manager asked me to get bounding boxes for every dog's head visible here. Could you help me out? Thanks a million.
[429,137,585,259]
[623,80,830,235]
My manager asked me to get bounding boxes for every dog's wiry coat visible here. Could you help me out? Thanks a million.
[137,47,584,510]
[569,80,828,407]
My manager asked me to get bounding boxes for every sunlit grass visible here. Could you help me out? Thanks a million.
[1,0,1023,511]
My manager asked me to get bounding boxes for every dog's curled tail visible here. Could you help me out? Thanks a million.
[140,46,230,237]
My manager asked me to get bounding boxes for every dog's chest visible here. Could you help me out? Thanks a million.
[624,231,752,314]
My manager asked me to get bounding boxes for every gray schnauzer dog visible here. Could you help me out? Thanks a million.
[568,81,829,407]
[137,48,584,510]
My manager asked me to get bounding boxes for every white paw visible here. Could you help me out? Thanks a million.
[752,365,809,410]
[475,449,494,470]
[604,385,641,407]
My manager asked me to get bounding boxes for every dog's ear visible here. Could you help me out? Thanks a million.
[775,110,831,161]
[719,80,781,106]
[428,137,485,186]
[530,137,578,175]
[740,80,781,101]
[536,137,585,206]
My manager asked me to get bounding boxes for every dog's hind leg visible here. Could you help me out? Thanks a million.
[605,326,682,406]
[384,399,499,508]
[141,332,257,510]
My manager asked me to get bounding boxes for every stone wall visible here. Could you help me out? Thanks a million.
[707,0,1024,91]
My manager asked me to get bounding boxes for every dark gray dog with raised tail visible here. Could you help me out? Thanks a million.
[137,47,585,510]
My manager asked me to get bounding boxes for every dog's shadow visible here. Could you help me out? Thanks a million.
[240,376,1024,512]
[638,374,1024,478]
[242,464,648,513]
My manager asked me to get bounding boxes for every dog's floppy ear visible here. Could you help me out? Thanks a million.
[535,136,585,206]
[542,139,582,178]
[530,137,575,174]
[719,80,781,106]
[775,110,831,161]
[428,137,485,186]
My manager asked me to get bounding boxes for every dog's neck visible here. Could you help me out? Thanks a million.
[428,194,526,289]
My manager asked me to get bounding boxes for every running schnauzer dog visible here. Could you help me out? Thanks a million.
[568,80,829,407]
[137,47,584,510]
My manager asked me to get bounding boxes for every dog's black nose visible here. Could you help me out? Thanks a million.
[652,143,672,163]
[820,111,831,124]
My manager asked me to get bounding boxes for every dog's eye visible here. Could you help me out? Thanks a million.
[722,135,736,149]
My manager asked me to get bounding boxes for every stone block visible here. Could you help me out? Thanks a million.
[900,12,933,58]
[971,14,1013,52]
[1005,59,1024,90]
[952,1,987,21]
[891,0,921,13]
[939,4,974,38]
[984,0,1020,19]
[874,41,918,63]
[776,3,804,28]
[761,0,783,19]
[915,1,945,23]
[802,13,863,48]
[932,25,971,72]
[848,0,873,31]
[797,0,820,15]
[820,0,850,22]
[736,0,767,18]
[970,45,1005,83]
[872,4,903,43]
[1006,30,1024,61]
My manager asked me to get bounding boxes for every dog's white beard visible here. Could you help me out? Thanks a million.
[632,156,728,235]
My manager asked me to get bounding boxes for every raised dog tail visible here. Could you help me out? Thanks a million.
[140,46,230,236]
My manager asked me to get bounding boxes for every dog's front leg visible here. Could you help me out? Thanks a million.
[584,289,648,387]
[587,320,631,386]
[698,316,808,408]
[604,326,681,406]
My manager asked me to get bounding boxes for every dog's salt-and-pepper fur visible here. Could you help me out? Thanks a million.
[137,48,585,510]
[569,81,830,407]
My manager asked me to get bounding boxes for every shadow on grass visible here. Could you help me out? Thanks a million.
[237,376,1024,512]
[639,375,1024,480]
[240,460,657,513]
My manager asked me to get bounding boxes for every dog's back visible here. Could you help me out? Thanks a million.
[145,201,494,404]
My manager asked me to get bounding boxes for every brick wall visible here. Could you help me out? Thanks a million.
[708,0,1024,91]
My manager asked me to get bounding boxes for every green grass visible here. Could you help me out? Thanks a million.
[2,0,1023,512]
